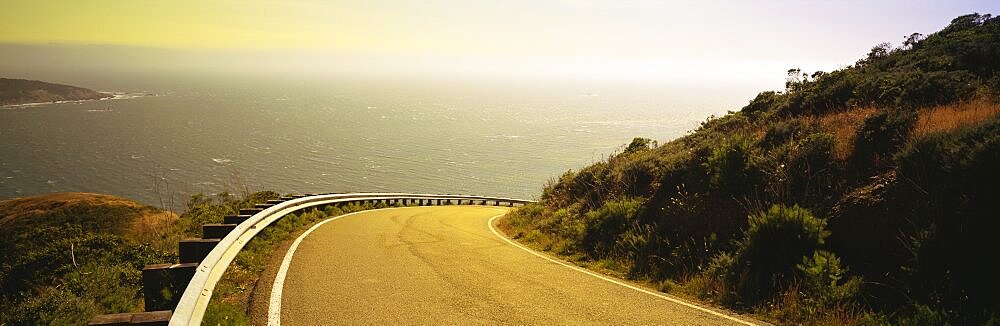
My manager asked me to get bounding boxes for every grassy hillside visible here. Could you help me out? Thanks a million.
[500,13,1000,324]
[0,193,178,324]
[0,191,277,325]
[0,78,109,106]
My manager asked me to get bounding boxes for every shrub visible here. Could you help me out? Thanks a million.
[731,204,830,305]
[760,119,807,149]
[796,251,861,307]
[850,108,917,172]
[551,208,586,254]
[896,71,978,108]
[705,135,759,195]
[784,133,840,206]
[500,203,543,237]
[624,137,655,154]
[742,91,785,117]
[895,304,950,326]
[613,220,658,276]
[582,197,645,257]
[894,117,1000,322]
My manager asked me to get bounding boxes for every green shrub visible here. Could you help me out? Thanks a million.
[895,304,950,326]
[613,220,658,276]
[705,251,733,275]
[582,197,645,257]
[760,119,807,148]
[705,135,759,195]
[896,71,978,108]
[894,117,1000,323]
[501,203,543,237]
[796,251,861,308]
[624,137,655,154]
[549,208,586,254]
[741,91,785,118]
[784,132,840,206]
[731,204,830,305]
[850,108,916,172]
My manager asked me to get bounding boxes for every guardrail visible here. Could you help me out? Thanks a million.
[90,192,533,325]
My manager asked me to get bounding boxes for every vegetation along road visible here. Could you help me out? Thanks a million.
[266,206,757,325]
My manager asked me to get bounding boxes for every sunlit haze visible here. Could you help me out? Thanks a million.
[2,0,996,90]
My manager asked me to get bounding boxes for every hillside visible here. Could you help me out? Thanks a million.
[0,78,109,106]
[0,191,281,324]
[0,193,179,324]
[501,13,1000,324]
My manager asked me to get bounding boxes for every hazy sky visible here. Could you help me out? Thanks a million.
[1,0,998,87]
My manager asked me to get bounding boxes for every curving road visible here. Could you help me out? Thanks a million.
[269,206,756,325]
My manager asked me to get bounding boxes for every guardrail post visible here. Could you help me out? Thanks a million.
[202,224,238,239]
[223,214,251,224]
[239,208,263,215]
[179,239,221,263]
[142,263,198,311]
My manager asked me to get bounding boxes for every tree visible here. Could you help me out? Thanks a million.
[866,42,892,61]
[786,68,804,92]
[903,33,924,49]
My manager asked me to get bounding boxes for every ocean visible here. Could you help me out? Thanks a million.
[0,76,733,210]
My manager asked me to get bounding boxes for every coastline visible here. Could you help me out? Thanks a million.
[0,91,154,109]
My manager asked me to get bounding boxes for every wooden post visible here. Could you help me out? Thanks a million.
[142,263,198,311]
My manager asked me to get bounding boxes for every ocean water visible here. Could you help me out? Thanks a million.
[0,77,728,209]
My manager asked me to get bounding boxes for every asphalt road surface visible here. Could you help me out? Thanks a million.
[271,206,755,325]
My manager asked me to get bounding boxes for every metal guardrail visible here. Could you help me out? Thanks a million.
[169,192,534,325]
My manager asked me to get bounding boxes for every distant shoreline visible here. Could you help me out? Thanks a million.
[0,91,155,109]
[0,77,149,108]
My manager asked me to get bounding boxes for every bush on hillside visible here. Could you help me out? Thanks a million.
[760,119,808,149]
[850,108,917,173]
[796,250,861,308]
[730,204,829,305]
[783,132,840,207]
[582,197,645,256]
[624,137,656,154]
[894,117,1000,322]
[705,135,759,195]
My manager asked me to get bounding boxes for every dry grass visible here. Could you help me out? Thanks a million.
[0,192,181,251]
[796,101,1000,161]
[812,107,878,161]
[0,192,144,226]
[913,100,1000,138]
[126,210,180,252]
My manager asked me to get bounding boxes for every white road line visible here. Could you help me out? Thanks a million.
[266,207,402,326]
[487,214,759,326]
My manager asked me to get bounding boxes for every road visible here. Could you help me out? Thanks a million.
[269,206,755,325]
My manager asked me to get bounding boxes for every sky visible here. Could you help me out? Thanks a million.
[1,0,998,87]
